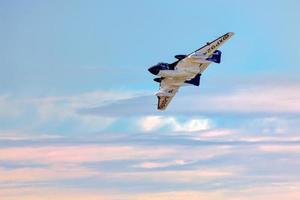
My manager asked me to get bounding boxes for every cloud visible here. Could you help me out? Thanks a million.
[0,187,117,200]
[127,191,226,200]
[138,115,212,132]
[0,145,176,164]
[138,116,165,132]
[2,184,300,200]
[79,95,155,117]
[200,129,237,138]
[0,90,150,134]
[0,142,233,187]
[0,187,224,200]
[28,90,143,130]
[81,83,300,117]
[244,116,300,135]
[173,118,212,132]
[0,144,176,185]
[0,164,98,183]
[128,184,300,200]
[107,168,236,183]
[133,159,190,169]
[183,84,300,114]
[226,183,300,200]
[0,131,62,141]
[0,143,232,166]
[259,145,300,153]
[0,142,235,193]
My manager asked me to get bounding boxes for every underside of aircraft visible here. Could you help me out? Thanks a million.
[148,32,234,110]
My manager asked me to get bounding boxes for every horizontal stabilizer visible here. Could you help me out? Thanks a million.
[184,73,201,86]
[206,50,222,63]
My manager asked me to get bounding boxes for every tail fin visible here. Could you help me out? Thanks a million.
[207,50,222,63]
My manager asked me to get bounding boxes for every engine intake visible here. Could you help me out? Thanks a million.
[148,63,169,75]
[174,54,187,60]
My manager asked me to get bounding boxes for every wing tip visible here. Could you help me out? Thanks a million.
[227,32,235,36]
[157,96,168,111]
[157,106,166,111]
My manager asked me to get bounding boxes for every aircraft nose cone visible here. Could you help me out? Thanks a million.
[148,66,160,75]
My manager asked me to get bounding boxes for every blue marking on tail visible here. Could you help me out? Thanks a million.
[185,73,201,86]
[206,50,221,63]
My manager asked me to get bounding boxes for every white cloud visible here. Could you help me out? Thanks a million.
[134,159,190,169]
[173,118,211,132]
[180,84,300,114]
[213,85,300,113]
[29,93,118,132]
[198,129,237,138]
[138,116,166,132]
[0,90,148,133]
[29,90,142,119]
[138,115,212,132]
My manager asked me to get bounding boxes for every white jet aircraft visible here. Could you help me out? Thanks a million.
[148,32,234,110]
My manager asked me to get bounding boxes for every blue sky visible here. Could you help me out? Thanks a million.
[1,0,300,199]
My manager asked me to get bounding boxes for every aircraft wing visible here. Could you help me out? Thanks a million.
[174,32,234,74]
[155,32,234,110]
[157,95,175,110]
[156,77,185,110]
[189,32,234,57]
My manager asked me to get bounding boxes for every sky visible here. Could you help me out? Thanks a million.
[1,0,300,199]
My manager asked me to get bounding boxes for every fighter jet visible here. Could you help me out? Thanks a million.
[148,32,234,110]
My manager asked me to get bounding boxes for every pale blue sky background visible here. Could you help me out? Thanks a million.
[0,0,300,199]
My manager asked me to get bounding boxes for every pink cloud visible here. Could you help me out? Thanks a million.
[0,144,233,186]
[259,145,300,153]
[106,168,236,183]
[197,129,237,138]
[0,187,116,200]
[134,159,190,169]
[0,145,172,163]
[2,186,300,200]
[0,164,98,182]
[0,144,231,164]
